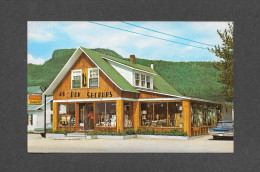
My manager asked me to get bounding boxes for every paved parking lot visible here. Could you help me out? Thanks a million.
[27,134,233,153]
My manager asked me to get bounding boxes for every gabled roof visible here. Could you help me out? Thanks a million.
[44,46,182,97]
[27,86,43,94]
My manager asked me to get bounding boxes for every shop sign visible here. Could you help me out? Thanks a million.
[28,95,42,105]
[59,91,113,98]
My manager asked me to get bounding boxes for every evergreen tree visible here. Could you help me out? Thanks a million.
[209,23,234,102]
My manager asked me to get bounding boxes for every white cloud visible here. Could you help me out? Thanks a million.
[28,22,56,42]
[27,54,45,65]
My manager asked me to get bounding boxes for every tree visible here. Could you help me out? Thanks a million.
[209,23,234,102]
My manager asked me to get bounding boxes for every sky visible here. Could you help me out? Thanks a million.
[27,21,230,65]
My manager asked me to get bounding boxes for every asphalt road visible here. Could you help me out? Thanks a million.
[27,134,233,153]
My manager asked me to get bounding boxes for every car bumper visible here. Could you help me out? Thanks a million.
[208,131,234,137]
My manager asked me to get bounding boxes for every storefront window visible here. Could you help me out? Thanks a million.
[212,106,217,126]
[197,104,203,126]
[207,106,212,126]
[58,103,75,126]
[154,103,167,127]
[168,102,183,127]
[95,102,116,127]
[141,103,153,126]
[217,105,222,122]
[124,102,133,127]
[203,104,207,126]
[191,103,198,127]
[79,104,84,124]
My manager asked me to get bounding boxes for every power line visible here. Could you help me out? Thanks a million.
[122,21,214,47]
[89,21,208,50]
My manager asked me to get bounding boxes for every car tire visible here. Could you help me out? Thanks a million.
[213,136,218,140]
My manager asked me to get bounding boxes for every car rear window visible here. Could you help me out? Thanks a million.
[217,122,233,128]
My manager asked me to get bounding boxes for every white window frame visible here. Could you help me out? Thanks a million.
[71,69,82,89]
[134,71,153,89]
[88,68,99,88]
[146,75,151,89]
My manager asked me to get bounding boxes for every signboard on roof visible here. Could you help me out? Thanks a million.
[28,95,42,105]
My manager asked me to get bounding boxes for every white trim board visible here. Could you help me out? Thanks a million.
[102,56,156,75]
[53,97,183,103]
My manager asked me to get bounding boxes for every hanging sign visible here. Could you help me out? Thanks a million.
[28,95,42,105]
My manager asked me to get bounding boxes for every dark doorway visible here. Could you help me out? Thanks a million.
[80,103,94,130]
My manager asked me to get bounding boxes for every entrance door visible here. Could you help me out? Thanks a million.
[83,103,94,130]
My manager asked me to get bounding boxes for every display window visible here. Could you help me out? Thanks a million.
[141,103,153,126]
[207,106,212,126]
[141,102,183,127]
[154,103,167,127]
[212,106,217,126]
[124,102,133,127]
[95,102,116,127]
[191,103,198,127]
[58,103,75,126]
[168,102,183,127]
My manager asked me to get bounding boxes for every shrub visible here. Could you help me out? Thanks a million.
[136,128,142,134]
[125,129,136,135]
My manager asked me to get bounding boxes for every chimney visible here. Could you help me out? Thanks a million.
[151,61,154,69]
[130,55,135,64]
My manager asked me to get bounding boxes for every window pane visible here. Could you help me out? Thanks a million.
[154,103,167,127]
[106,102,116,127]
[124,102,133,127]
[135,73,140,86]
[72,70,81,88]
[90,69,98,78]
[89,78,98,87]
[146,76,150,88]
[141,103,153,126]
[191,103,197,127]
[141,75,145,87]
[168,102,183,127]
[72,80,81,88]
[95,103,106,127]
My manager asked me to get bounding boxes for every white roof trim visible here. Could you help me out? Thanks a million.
[37,97,53,109]
[53,97,183,103]
[43,47,83,96]
[102,56,156,75]
[137,89,225,104]
[43,47,139,96]
[79,47,124,91]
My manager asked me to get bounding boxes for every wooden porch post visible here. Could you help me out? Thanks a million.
[75,103,79,128]
[133,101,140,130]
[183,100,192,136]
[116,100,124,132]
[53,102,58,131]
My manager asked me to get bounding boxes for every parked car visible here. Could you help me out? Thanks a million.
[208,121,234,140]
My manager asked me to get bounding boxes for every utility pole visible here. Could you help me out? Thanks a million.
[44,86,47,138]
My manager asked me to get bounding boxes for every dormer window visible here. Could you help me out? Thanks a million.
[135,73,140,86]
[71,70,82,89]
[146,76,151,88]
[141,74,145,87]
[134,71,153,89]
[88,68,99,88]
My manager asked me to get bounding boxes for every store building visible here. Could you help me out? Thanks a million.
[27,86,53,131]
[43,47,232,136]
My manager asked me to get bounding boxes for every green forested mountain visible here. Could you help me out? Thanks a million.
[28,48,226,102]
